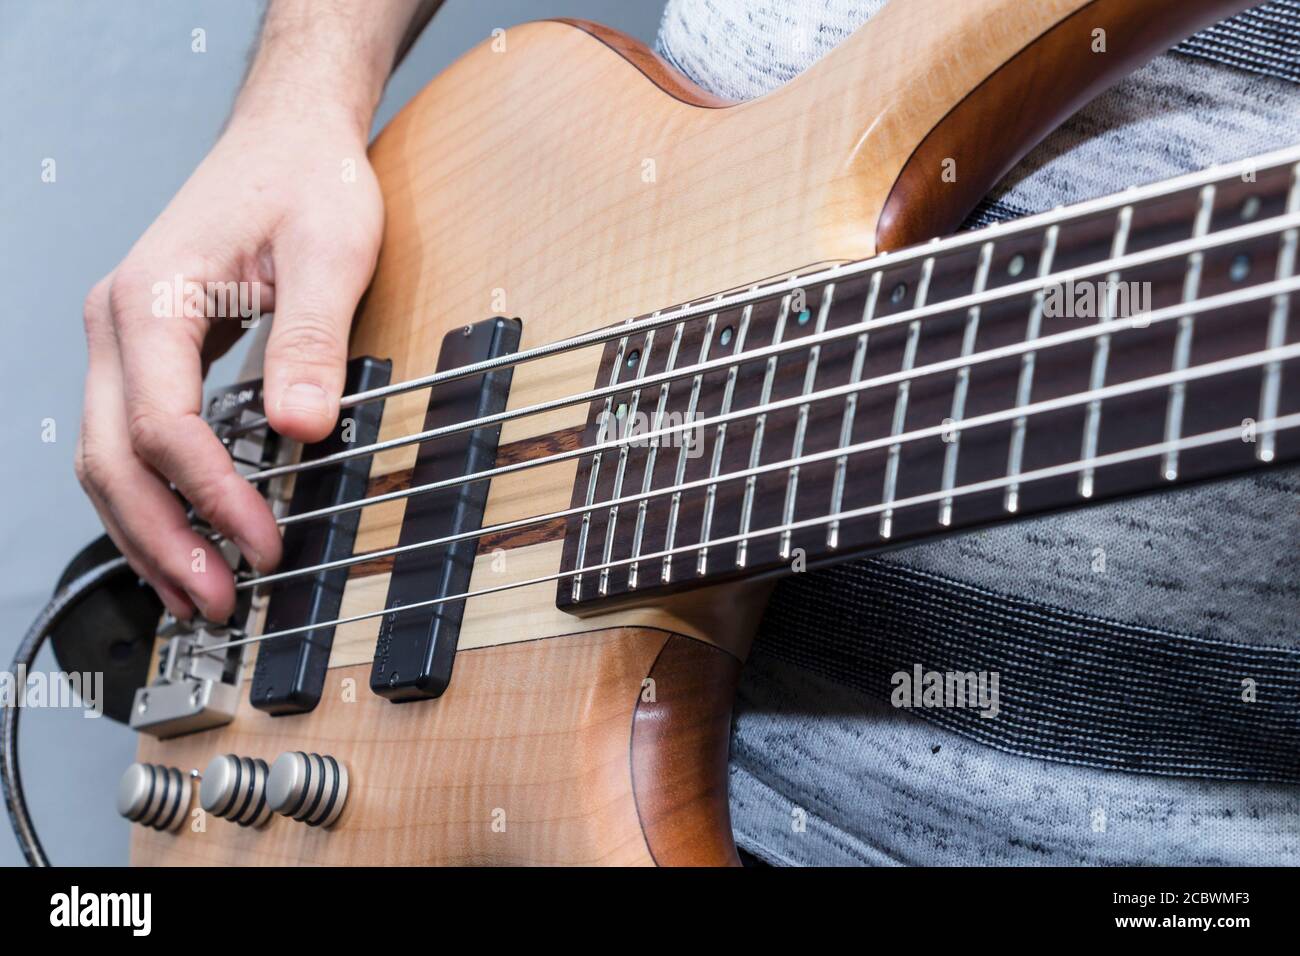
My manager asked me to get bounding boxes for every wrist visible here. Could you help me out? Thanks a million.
[231,71,377,145]
[233,1,408,143]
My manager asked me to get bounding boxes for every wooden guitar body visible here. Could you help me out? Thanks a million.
[131,0,1254,865]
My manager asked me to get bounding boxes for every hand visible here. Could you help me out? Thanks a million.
[76,107,383,622]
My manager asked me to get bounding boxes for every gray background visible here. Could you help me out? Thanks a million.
[0,0,662,867]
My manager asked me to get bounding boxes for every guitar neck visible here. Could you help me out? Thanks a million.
[556,147,1300,610]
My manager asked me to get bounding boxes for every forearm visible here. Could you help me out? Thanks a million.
[235,0,443,138]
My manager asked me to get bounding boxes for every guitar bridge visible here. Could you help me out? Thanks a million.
[129,617,243,739]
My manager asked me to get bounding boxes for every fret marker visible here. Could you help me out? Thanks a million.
[698,294,755,575]
[780,284,834,559]
[880,258,933,538]
[1230,253,1252,283]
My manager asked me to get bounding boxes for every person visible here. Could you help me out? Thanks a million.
[77,0,1300,865]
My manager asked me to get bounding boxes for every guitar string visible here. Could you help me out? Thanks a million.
[234,341,1300,591]
[236,209,1300,485]
[221,145,1300,441]
[262,274,1300,533]
[193,150,1300,651]
[195,411,1300,656]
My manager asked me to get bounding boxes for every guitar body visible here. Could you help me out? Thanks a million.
[130,0,1254,865]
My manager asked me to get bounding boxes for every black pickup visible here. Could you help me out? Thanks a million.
[370,317,521,702]
[249,356,391,715]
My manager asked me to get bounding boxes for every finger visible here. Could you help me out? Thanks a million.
[80,470,196,620]
[78,278,236,620]
[262,223,378,442]
[107,267,282,576]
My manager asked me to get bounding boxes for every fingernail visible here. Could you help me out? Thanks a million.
[278,382,330,417]
[234,537,264,571]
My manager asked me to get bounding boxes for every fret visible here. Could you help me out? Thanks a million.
[938,241,994,526]
[1258,162,1300,463]
[1078,204,1134,498]
[570,334,631,601]
[828,272,881,548]
[778,283,836,558]
[661,306,719,582]
[1004,225,1059,512]
[696,296,755,574]
[628,319,686,590]
[736,292,792,567]
[879,256,935,539]
[598,324,657,595]
[1161,185,1216,481]
[557,147,1300,613]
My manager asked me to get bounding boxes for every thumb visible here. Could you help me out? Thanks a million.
[262,229,377,442]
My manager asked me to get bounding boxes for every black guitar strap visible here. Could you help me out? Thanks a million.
[1174,0,1300,83]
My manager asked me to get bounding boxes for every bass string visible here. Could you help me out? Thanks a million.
[238,209,1300,485]
[221,145,1300,443]
[235,342,1300,592]
[264,274,1300,532]
[197,411,1300,656]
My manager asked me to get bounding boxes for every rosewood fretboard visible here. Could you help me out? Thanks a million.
[556,149,1300,611]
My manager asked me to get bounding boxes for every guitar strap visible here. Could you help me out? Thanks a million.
[761,559,1300,783]
[1173,0,1300,83]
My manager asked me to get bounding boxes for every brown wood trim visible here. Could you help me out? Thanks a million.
[497,423,585,465]
[363,425,585,501]
[364,468,411,498]
[630,634,742,866]
[349,425,586,579]
[548,18,734,109]
[875,0,1257,251]
[477,517,568,555]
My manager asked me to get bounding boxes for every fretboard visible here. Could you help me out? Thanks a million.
[556,147,1300,611]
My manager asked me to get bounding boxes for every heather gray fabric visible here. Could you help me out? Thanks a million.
[729,662,1300,867]
[656,1,1300,865]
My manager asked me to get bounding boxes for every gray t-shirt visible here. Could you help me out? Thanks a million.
[654,0,1300,865]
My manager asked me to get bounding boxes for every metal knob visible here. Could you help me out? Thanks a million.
[199,754,273,828]
[266,751,348,828]
[117,762,191,832]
